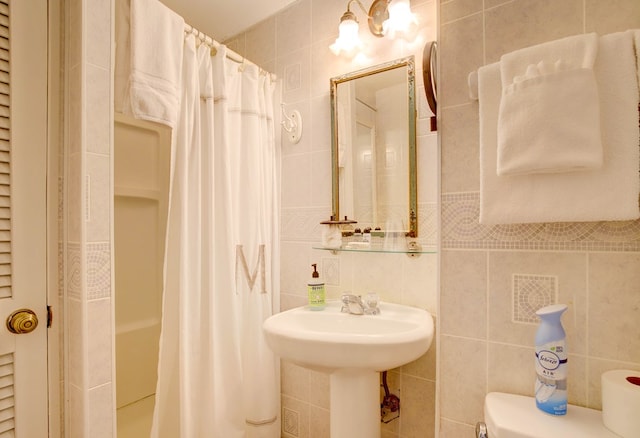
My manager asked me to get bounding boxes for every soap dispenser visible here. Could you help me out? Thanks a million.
[307,264,325,311]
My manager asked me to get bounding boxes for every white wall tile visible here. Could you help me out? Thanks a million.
[245,17,277,69]
[88,383,114,438]
[85,65,110,155]
[310,150,332,207]
[86,0,111,69]
[68,298,85,387]
[588,253,640,363]
[86,153,111,242]
[276,0,311,56]
[282,153,313,208]
[88,298,112,387]
[68,383,87,438]
[309,94,331,152]
[277,47,312,104]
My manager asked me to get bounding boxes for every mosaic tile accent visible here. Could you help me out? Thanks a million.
[442,192,640,251]
[87,242,111,300]
[512,274,557,324]
[67,242,82,300]
[283,407,299,436]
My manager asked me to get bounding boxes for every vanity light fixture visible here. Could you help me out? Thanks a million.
[330,0,418,58]
[383,0,418,40]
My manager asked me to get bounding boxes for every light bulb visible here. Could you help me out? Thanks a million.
[383,0,418,40]
[330,17,362,57]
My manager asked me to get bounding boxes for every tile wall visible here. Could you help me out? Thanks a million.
[228,1,439,437]
[65,0,114,436]
[439,0,640,435]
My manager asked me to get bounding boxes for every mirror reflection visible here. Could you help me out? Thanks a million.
[330,56,417,237]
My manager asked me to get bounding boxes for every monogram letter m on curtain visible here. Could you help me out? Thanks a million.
[236,244,267,294]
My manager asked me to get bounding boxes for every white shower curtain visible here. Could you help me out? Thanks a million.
[151,34,280,438]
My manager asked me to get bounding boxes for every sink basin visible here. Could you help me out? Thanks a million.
[263,300,434,438]
[263,300,434,372]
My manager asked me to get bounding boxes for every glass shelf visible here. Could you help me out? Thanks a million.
[312,242,436,256]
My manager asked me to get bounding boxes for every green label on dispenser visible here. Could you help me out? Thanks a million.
[308,284,325,308]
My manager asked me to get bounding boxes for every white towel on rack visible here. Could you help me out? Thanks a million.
[115,0,184,129]
[479,31,640,224]
[496,33,603,176]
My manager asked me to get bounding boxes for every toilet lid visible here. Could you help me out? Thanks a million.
[484,392,620,438]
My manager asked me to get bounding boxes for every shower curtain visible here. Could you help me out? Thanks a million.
[151,34,280,437]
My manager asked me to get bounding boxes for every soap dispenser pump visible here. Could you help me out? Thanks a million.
[307,264,325,311]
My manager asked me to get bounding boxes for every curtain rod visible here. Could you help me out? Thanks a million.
[184,23,276,80]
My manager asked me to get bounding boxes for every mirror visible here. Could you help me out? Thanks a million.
[330,56,417,237]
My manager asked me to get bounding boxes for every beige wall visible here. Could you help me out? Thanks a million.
[439,0,640,435]
[228,1,439,437]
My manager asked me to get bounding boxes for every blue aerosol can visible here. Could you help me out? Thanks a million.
[534,304,568,415]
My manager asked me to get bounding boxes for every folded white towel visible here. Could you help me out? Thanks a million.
[500,33,599,87]
[115,0,184,129]
[497,33,603,176]
[480,31,640,224]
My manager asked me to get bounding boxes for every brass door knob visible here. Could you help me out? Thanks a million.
[6,309,38,334]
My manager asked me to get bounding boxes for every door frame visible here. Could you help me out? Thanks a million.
[46,1,62,436]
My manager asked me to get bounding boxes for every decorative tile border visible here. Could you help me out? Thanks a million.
[442,192,640,251]
[67,242,82,300]
[86,242,111,300]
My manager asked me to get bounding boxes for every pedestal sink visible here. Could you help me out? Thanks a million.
[262,301,434,438]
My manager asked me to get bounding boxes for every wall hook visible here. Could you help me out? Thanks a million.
[281,103,302,144]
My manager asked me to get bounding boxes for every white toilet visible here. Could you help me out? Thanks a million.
[480,392,621,437]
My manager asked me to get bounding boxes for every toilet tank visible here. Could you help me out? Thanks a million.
[484,392,620,438]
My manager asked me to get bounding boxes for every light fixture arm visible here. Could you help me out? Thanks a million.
[346,0,369,17]
[331,0,395,57]
[340,0,391,37]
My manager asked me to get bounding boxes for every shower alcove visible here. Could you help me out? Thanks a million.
[114,113,171,438]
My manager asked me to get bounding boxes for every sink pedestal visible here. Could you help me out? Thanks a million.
[329,370,380,438]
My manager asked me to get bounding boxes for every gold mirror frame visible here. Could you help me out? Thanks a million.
[330,56,417,237]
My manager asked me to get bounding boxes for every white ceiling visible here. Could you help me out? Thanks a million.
[159,0,297,42]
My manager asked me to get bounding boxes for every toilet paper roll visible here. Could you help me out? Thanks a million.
[602,369,640,438]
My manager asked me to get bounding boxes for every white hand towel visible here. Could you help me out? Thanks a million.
[496,33,603,176]
[115,0,184,129]
[480,31,640,225]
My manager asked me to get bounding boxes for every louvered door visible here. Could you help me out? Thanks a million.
[0,0,48,436]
